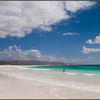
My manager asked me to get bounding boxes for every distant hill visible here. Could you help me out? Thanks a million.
[0,60,67,65]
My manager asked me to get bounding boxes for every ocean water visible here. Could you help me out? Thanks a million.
[27,65,100,74]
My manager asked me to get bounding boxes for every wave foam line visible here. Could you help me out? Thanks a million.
[65,72,77,75]
[49,88,66,99]
[32,68,50,71]
[84,73,95,76]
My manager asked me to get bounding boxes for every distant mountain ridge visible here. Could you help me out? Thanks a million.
[0,60,67,65]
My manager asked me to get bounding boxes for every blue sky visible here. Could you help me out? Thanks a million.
[0,1,100,64]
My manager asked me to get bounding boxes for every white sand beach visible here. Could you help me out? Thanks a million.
[0,65,100,99]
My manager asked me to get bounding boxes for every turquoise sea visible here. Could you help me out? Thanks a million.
[28,65,100,74]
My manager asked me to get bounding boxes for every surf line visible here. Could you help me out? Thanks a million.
[49,88,66,99]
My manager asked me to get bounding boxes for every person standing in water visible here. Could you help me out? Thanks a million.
[63,67,66,72]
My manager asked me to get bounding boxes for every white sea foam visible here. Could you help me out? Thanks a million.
[49,88,66,99]
[65,72,95,77]
[32,68,50,71]
[84,73,95,76]
[65,72,77,75]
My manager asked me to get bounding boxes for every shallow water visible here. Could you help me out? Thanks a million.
[26,65,100,92]
[27,65,100,79]
[27,65,100,72]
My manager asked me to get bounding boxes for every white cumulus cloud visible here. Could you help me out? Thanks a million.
[0,1,95,38]
[86,35,100,44]
[65,1,95,13]
[62,32,79,36]
[0,45,41,60]
[86,39,94,44]
[82,46,100,54]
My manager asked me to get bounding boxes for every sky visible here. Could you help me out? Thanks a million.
[0,1,100,64]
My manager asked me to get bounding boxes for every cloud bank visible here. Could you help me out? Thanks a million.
[0,45,89,64]
[0,1,95,38]
[0,45,68,63]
